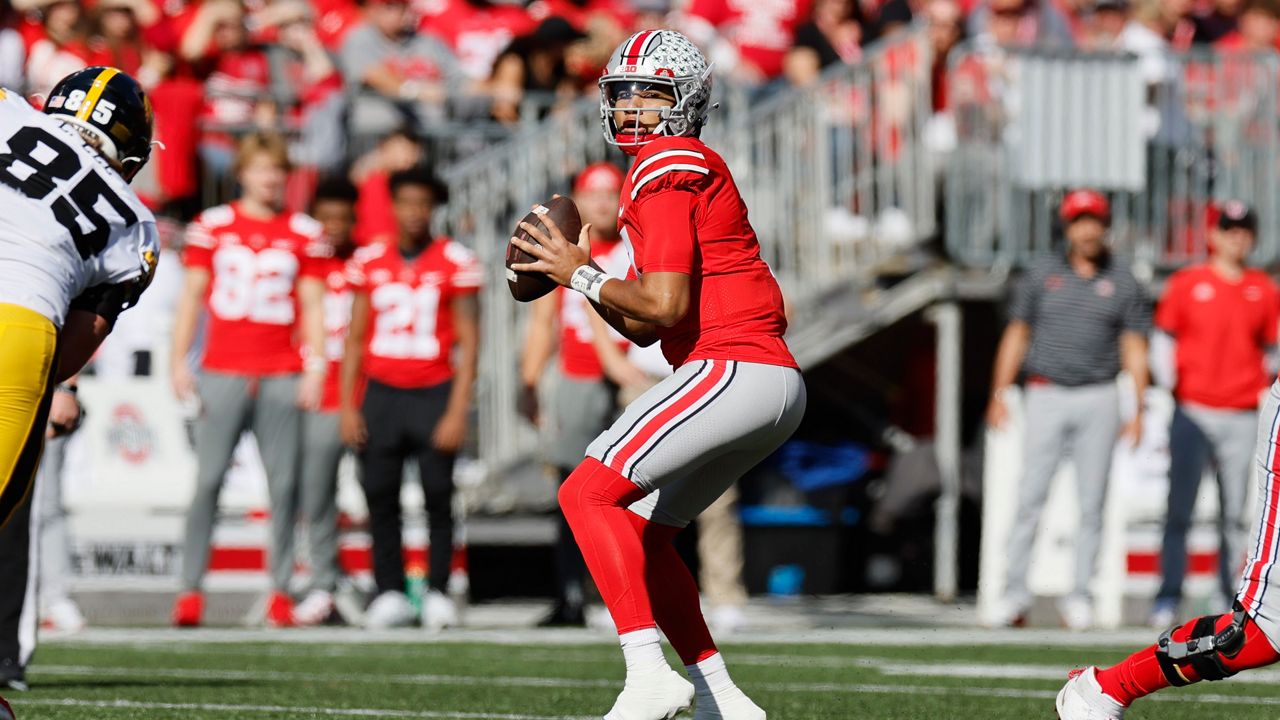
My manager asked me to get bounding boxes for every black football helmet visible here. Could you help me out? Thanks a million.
[44,66,154,182]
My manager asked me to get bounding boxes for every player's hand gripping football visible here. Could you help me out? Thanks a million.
[510,205,593,288]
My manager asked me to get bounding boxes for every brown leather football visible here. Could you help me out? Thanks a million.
[506,195,582,302]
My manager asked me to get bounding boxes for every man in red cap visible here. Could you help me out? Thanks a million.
[518,162,645,626]
[985,188,1151,631]
[1148,201,1280,628]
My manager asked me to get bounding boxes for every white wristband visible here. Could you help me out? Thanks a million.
[570,264,610,303]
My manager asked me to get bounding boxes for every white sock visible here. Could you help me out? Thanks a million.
[619,628,669,677]
[686,652,738,699]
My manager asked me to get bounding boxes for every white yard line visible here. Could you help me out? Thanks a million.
[47,626,1161,648]
[8,698,595,720]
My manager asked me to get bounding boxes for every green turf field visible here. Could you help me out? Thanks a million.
[7,632,1280,719]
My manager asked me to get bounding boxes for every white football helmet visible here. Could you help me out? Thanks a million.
[599,29,713,151]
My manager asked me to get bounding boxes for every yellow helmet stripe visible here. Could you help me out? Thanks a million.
[75,67,120,122]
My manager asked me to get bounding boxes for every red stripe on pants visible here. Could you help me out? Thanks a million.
[608,360,726,476]
[1242,410,1280,611]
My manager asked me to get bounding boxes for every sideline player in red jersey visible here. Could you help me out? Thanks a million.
[339,166,481,631]
[170,133,328,628]
[519,161,644,628]
[293,176,362,626]
[510,29,806,720]
[1055,204,1280,720]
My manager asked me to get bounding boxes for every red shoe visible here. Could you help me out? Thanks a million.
[171,591,203,628]
[265,591,294,628]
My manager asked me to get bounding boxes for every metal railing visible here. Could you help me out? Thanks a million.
[442,28,940,475]
[945,45,1280,271]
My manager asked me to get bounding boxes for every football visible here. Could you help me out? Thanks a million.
[506,195,582,302]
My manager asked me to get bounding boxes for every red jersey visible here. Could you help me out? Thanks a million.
[683,0,810,79]
[318,252,356,412]
[1155,264,1280,409]
[184,204,329,375]
[618,136,796,370]
[346,238,483,388]
[559,239,630,380]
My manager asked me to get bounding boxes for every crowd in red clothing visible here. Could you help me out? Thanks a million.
[3,0,1277,224]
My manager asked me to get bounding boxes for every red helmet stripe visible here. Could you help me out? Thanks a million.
[624,30,654,60]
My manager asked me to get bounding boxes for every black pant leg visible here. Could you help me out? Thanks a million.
[359,381,409,596]
[407,382,455,593]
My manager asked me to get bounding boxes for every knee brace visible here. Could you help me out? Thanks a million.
[1154,606,1249,686]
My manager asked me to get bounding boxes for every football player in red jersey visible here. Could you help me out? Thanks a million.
[519,162,646,627]
[509,29,806,720]
[339,166,481,631]
[170,133,328,628]
[293,176,362,626]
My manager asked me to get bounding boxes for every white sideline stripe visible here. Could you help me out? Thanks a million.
[10,698,595,720]
[34,664,614,689]
[47,626,1167,647]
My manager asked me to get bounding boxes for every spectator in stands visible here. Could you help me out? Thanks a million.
[87,0,161,79]
[985,189,1151,631]
[264,3,347,171]
[783,0,864,86]
[350,127,424,243]
[170,133,328,628]
[293,177,362,627]
[1080,0,1131,49]
[180,0,274,179]
[970,0,1076,48]
[518,162,639,627]
[340,0,469,143]
[679,0,811,85]
[24,0,93,99]
[1193,0,1245,42]
[1214,0,1280,49]
[339,167,480,631]
[1147,201,1280,628]
[417,0,535,84]
[0,1,23,91]
[490,16,586,123]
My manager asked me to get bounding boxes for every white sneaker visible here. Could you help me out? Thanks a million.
[707,605,748,636]
[693,689,766,719]
[364,591,418,629]
[1058,596,1094,632]
[604,669,695,720]
[587,606,618,633]
[293,590,335,627]
[422,589,459,631]
[1147,599,1177,629]
[1055,667,1126,719]
[41,597,87,633]
[981,597,1028,628]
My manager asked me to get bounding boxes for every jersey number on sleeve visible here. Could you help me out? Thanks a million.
[369,283,441,360]
[0,126,137,259]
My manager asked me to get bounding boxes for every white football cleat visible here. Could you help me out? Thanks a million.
[364,591,418,629]
[41,597,86,633]
[1058,596,1094,632]
[693,690,766,719]
[422,589,459,631]
[1056,667,1125,719]
[707,605,748,636]
[603,669,694,720]
[292,590,335,627]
